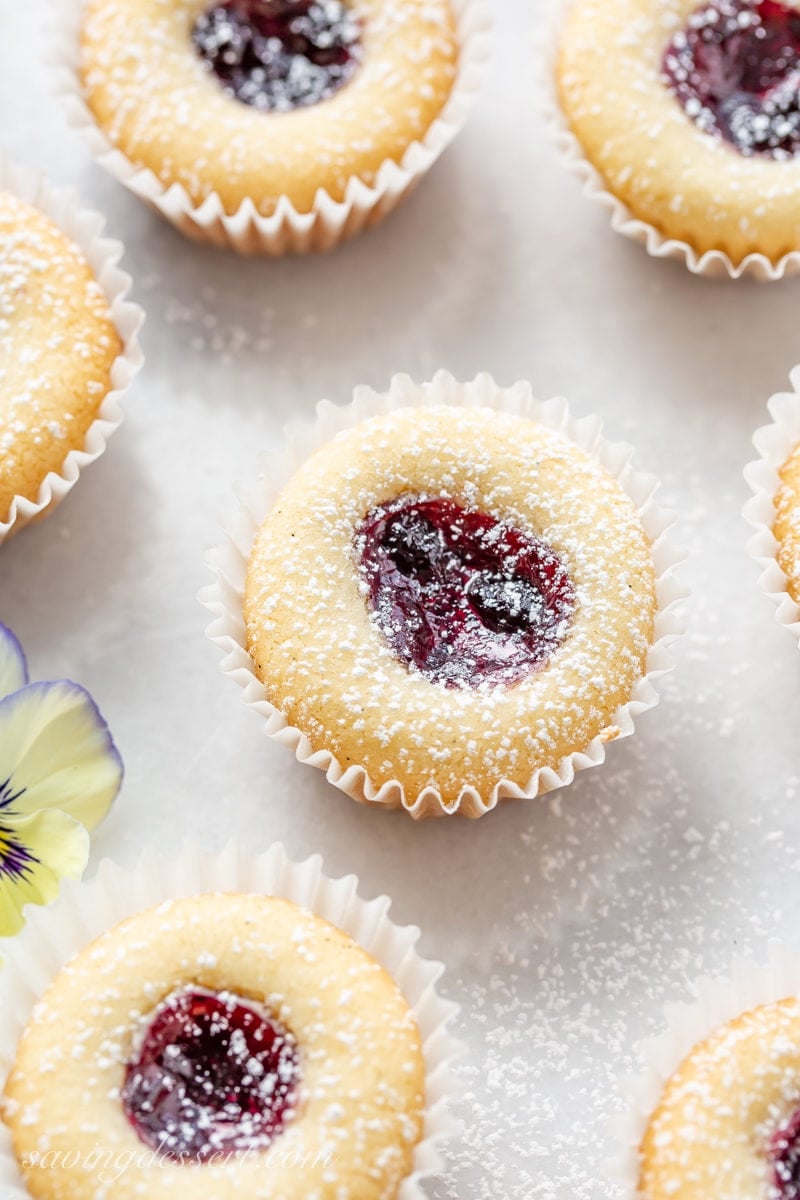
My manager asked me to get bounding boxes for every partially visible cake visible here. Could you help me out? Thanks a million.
[640,997,800,1198]
[0,192,120,525]
[774,441,800,605]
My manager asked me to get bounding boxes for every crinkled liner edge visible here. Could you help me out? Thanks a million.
[609,941,800,1195]
[200,370,687,821]
[536,0,800,282]
[50,0,492,255]
[0,841,462,1200]
[744,365,800,644]
[0,155,144,544]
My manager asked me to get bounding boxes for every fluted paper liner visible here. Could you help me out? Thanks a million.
[51,0,491,256]
[610,943,800,1194]
[538,3,800,282]
[0,842,462,1199]
[201,371,687,820]
[0,156,144,544]
[745,367,800,645]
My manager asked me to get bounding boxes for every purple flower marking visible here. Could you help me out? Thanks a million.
[0,823,37,881]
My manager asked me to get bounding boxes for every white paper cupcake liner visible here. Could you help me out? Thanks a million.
[537,2,800,282]
[610,942,800,1194]
[0,842,462,1199]
[200,370,687,821]
[0,156,144,545]
[50,0,491,256]
[744,367,800,645]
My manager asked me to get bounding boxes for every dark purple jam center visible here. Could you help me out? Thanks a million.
[770,1107,800,1199]
[663,0,800,157]
[356,496,575,690]
[121,989,299,1162]
[192,0,362,111]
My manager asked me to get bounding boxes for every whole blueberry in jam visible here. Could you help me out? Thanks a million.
[121,988,299,1162]
[356,496,575,690]
[771,1107,800,1199]
[192,0,362,111]
[663,0,800,157]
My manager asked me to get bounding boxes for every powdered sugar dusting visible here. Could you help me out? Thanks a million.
[192,0,363,111]
[356,493,576,689]
[556,0,800,263]
[641,998,800,1198]
[121,986,299,1161]
[79,0,459,213]
[663,0,800,160]
[244,403,657,805]
[4,892,425,1197]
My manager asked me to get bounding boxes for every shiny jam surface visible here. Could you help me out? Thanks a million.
[663,0,800,157]
[192,0,362,111]
[356,496,575,690]
[121,988,299,1162]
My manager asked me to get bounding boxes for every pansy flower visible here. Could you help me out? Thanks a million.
[0,623,122,937]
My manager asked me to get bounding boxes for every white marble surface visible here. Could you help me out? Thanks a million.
[3,1,800,1196]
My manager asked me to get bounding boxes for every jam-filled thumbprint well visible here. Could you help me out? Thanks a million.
[192,0,363,112]
[243,401,659,811]
[557,0,800,263]
[121,988,299,1161]
[356,495,576,689]
[662,0,800,159]
[2,894,425,1200]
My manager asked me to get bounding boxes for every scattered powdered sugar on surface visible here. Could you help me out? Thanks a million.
[159,280,277,360]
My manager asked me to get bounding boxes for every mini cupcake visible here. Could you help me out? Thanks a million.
[745,369,800,644]
[0,844,460,1200]
[0,158,143,543]
[203,372,685,819]
[613,946,800,1199]
[54,0,490,254]
[551,0,800,278]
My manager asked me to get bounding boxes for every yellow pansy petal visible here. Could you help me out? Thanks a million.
[0,809,90,938]
[0,681,122,830]
[0,624,28,702]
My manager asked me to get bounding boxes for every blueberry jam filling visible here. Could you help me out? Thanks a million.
[121,988,299,1162]
[192,0,362,111]
[356,496,575,690]
[770,1108,800,1199]
[663,0,800,158]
